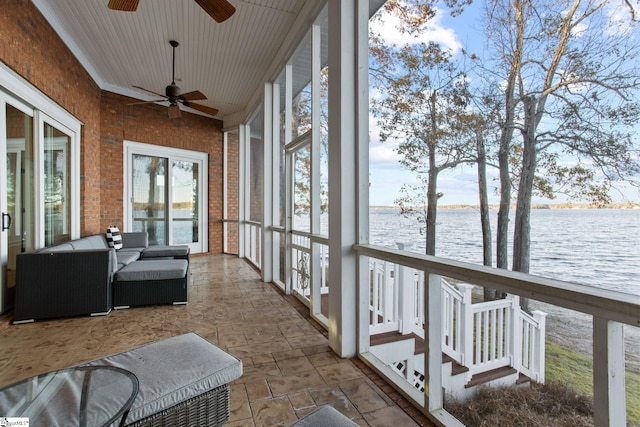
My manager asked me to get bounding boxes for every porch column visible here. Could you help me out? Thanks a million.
[238,124,247,259]
[261,82,273,282]
[327,0,369,358]
[593,317,626,426]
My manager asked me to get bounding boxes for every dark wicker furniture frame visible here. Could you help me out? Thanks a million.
[127,384,229,427]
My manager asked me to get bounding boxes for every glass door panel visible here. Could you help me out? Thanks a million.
[171,160,198,245]
[2,104,34,312]
[132,154,167,245]
[43,122,70,247]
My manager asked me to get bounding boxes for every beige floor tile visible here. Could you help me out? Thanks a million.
[0,254,424,427]
[250,396,298,427]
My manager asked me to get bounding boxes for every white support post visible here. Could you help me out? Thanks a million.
[396,243,412,335]
[397,262,413,334]
[458,284,474,367]
[427,273,443,411]
[271,82,282,282]
[531,310,547,383]
[593,317,626,427]
[283,65,293,294]
[327,0,368,358]
[237,124,247,259]
[261,83,273,283]
[222,131,229,253]
[310,23,322,319]
[508,294,522,372]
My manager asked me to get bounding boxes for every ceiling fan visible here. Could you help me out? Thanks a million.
[131,40,219,119]
[108,0,236,23]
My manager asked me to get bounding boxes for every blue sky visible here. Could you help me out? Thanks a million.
[367,1,640,206]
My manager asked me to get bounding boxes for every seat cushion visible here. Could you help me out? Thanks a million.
[115,260,188,282]
[78,333,243,424]
[141,245,190,259]
[116,251,140,270]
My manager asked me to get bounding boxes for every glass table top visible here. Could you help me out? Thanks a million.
[0,365,138,427]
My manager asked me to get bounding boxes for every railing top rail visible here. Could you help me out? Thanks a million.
[291,229,329,245]
[354,243,640,328]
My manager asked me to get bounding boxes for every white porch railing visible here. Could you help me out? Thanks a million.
[369,260,547,383]
[291,230,329,300]
[244,220,262,269]
[356,243,638,427]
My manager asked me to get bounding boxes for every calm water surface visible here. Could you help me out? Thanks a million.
[368,208,640,296]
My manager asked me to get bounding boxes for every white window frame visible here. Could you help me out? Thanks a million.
[0,63,81,247]
[123,140,209,253]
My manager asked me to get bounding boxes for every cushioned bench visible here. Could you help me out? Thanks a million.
[78,333,242,427]
[113,259,189,309]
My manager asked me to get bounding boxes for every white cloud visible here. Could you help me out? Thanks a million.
[370,7,462,53]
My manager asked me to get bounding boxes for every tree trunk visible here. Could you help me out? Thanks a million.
[476,128,495,301]
[512,96,538,312]
[496,0,524,273]
[425,91,439,256]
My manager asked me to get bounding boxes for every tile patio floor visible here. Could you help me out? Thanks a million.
[0,254,435,426]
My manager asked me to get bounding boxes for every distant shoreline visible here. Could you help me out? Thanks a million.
[370,202,640,210]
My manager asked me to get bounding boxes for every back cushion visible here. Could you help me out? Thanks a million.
[106,226,123,250]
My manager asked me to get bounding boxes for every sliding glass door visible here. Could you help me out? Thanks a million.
[0,82,80,314]
[1,102,35,313]
[125,141,208,253]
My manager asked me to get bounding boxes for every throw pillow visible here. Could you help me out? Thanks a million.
[106,226,123,250]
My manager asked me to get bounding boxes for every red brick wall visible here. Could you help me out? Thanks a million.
[226,132,239,253]
[1,0,102,235]
[101,92,224,253]
[0,1,226,253]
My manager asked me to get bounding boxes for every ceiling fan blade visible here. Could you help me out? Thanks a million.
[107,0,140,12]
[133,85,167,99]
[195,0,236,23]
[168,104,181,119]
[180,90,207,101]
[186,102,219,117]
[128,99,166,105]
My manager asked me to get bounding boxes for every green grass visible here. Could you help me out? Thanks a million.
[545,340,640,426]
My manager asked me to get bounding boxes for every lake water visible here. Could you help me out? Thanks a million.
[367,208,640,296]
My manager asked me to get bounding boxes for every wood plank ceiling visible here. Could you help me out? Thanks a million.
[31,0,308,119]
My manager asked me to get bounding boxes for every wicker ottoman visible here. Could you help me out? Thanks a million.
[113,259,188,308]
[78,333,242,426]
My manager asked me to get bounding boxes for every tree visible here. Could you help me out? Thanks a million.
[485,0,640,306]
[371,39,476,255]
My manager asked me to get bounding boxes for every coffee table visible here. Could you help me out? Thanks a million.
[0,365,139,427]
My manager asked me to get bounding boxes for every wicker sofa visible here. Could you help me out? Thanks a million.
[14,232,189,323]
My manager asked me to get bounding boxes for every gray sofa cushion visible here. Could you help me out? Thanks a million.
[141,245,190,259]
[116,251,140,270]
[39,243,74,252]
[69,235,109,250]
[78,333,243,425]
[115,260,188,282]
[121,232,149,251]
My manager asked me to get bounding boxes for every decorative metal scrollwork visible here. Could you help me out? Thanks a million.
[297,253,310,290]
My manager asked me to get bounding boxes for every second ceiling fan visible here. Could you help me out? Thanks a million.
[131,40,219,118]
[108,0,236,23]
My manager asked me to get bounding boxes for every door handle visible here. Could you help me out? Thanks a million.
[2,212,11,232]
